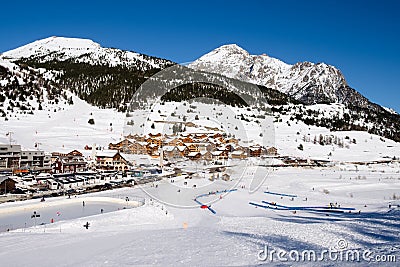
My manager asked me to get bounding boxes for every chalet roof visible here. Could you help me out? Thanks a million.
[231,150,245,155]
[119,153,136,163]
[184,142,209,146]
[0,176,17,183]
[96,150,118,158]
[177,146,187,152]
[184,143,199,148]
[163,146,176,152]
[187,152,200,157]
[67,150,83,157]
[163,137,176,143]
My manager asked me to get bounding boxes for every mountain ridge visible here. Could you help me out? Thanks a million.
[3,36,173,70]
[0,37,399,143]
[188,44,377,110]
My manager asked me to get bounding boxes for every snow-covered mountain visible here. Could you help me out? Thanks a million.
[1,37,399,144]
[3,36,172,70]
[189,44,290,87]
[189,44,370,107]
[1,36,175,112]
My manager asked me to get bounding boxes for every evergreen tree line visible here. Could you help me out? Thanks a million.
[10,56,400,143]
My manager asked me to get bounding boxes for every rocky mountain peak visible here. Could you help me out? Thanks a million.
[189,45,358,106]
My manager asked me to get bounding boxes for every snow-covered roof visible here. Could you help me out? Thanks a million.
[120,153,137,163]
[187,152,200,157]
[163,137,176,143]
[163,146,176,152]
[96,150,118,158]
[177,146,187,152]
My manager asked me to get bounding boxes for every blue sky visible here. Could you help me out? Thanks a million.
[1,0,399,112]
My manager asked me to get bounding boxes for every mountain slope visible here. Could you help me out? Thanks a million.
[188,44,400,142]
[0,56,68,119]
[2,36,175,111]
[1,37,399,143]
[189,44,372,108]
[3,36,171,69]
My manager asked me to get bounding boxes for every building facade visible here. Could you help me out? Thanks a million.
[0,144,21,170]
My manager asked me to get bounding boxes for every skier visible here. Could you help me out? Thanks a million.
[83,201,85,207]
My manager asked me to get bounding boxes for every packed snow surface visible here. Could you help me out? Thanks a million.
[0,164,399,266]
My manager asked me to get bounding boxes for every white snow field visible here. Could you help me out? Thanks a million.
[0,93,399,265]
[2,97,399,161]
[0,164,399,266]
[0,196,142,232]
[0,93,125,153]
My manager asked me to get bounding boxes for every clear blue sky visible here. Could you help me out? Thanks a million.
[1,0,399,112]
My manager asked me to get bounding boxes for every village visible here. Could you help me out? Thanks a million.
[3,128,397,203]
[0,131,287,199]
